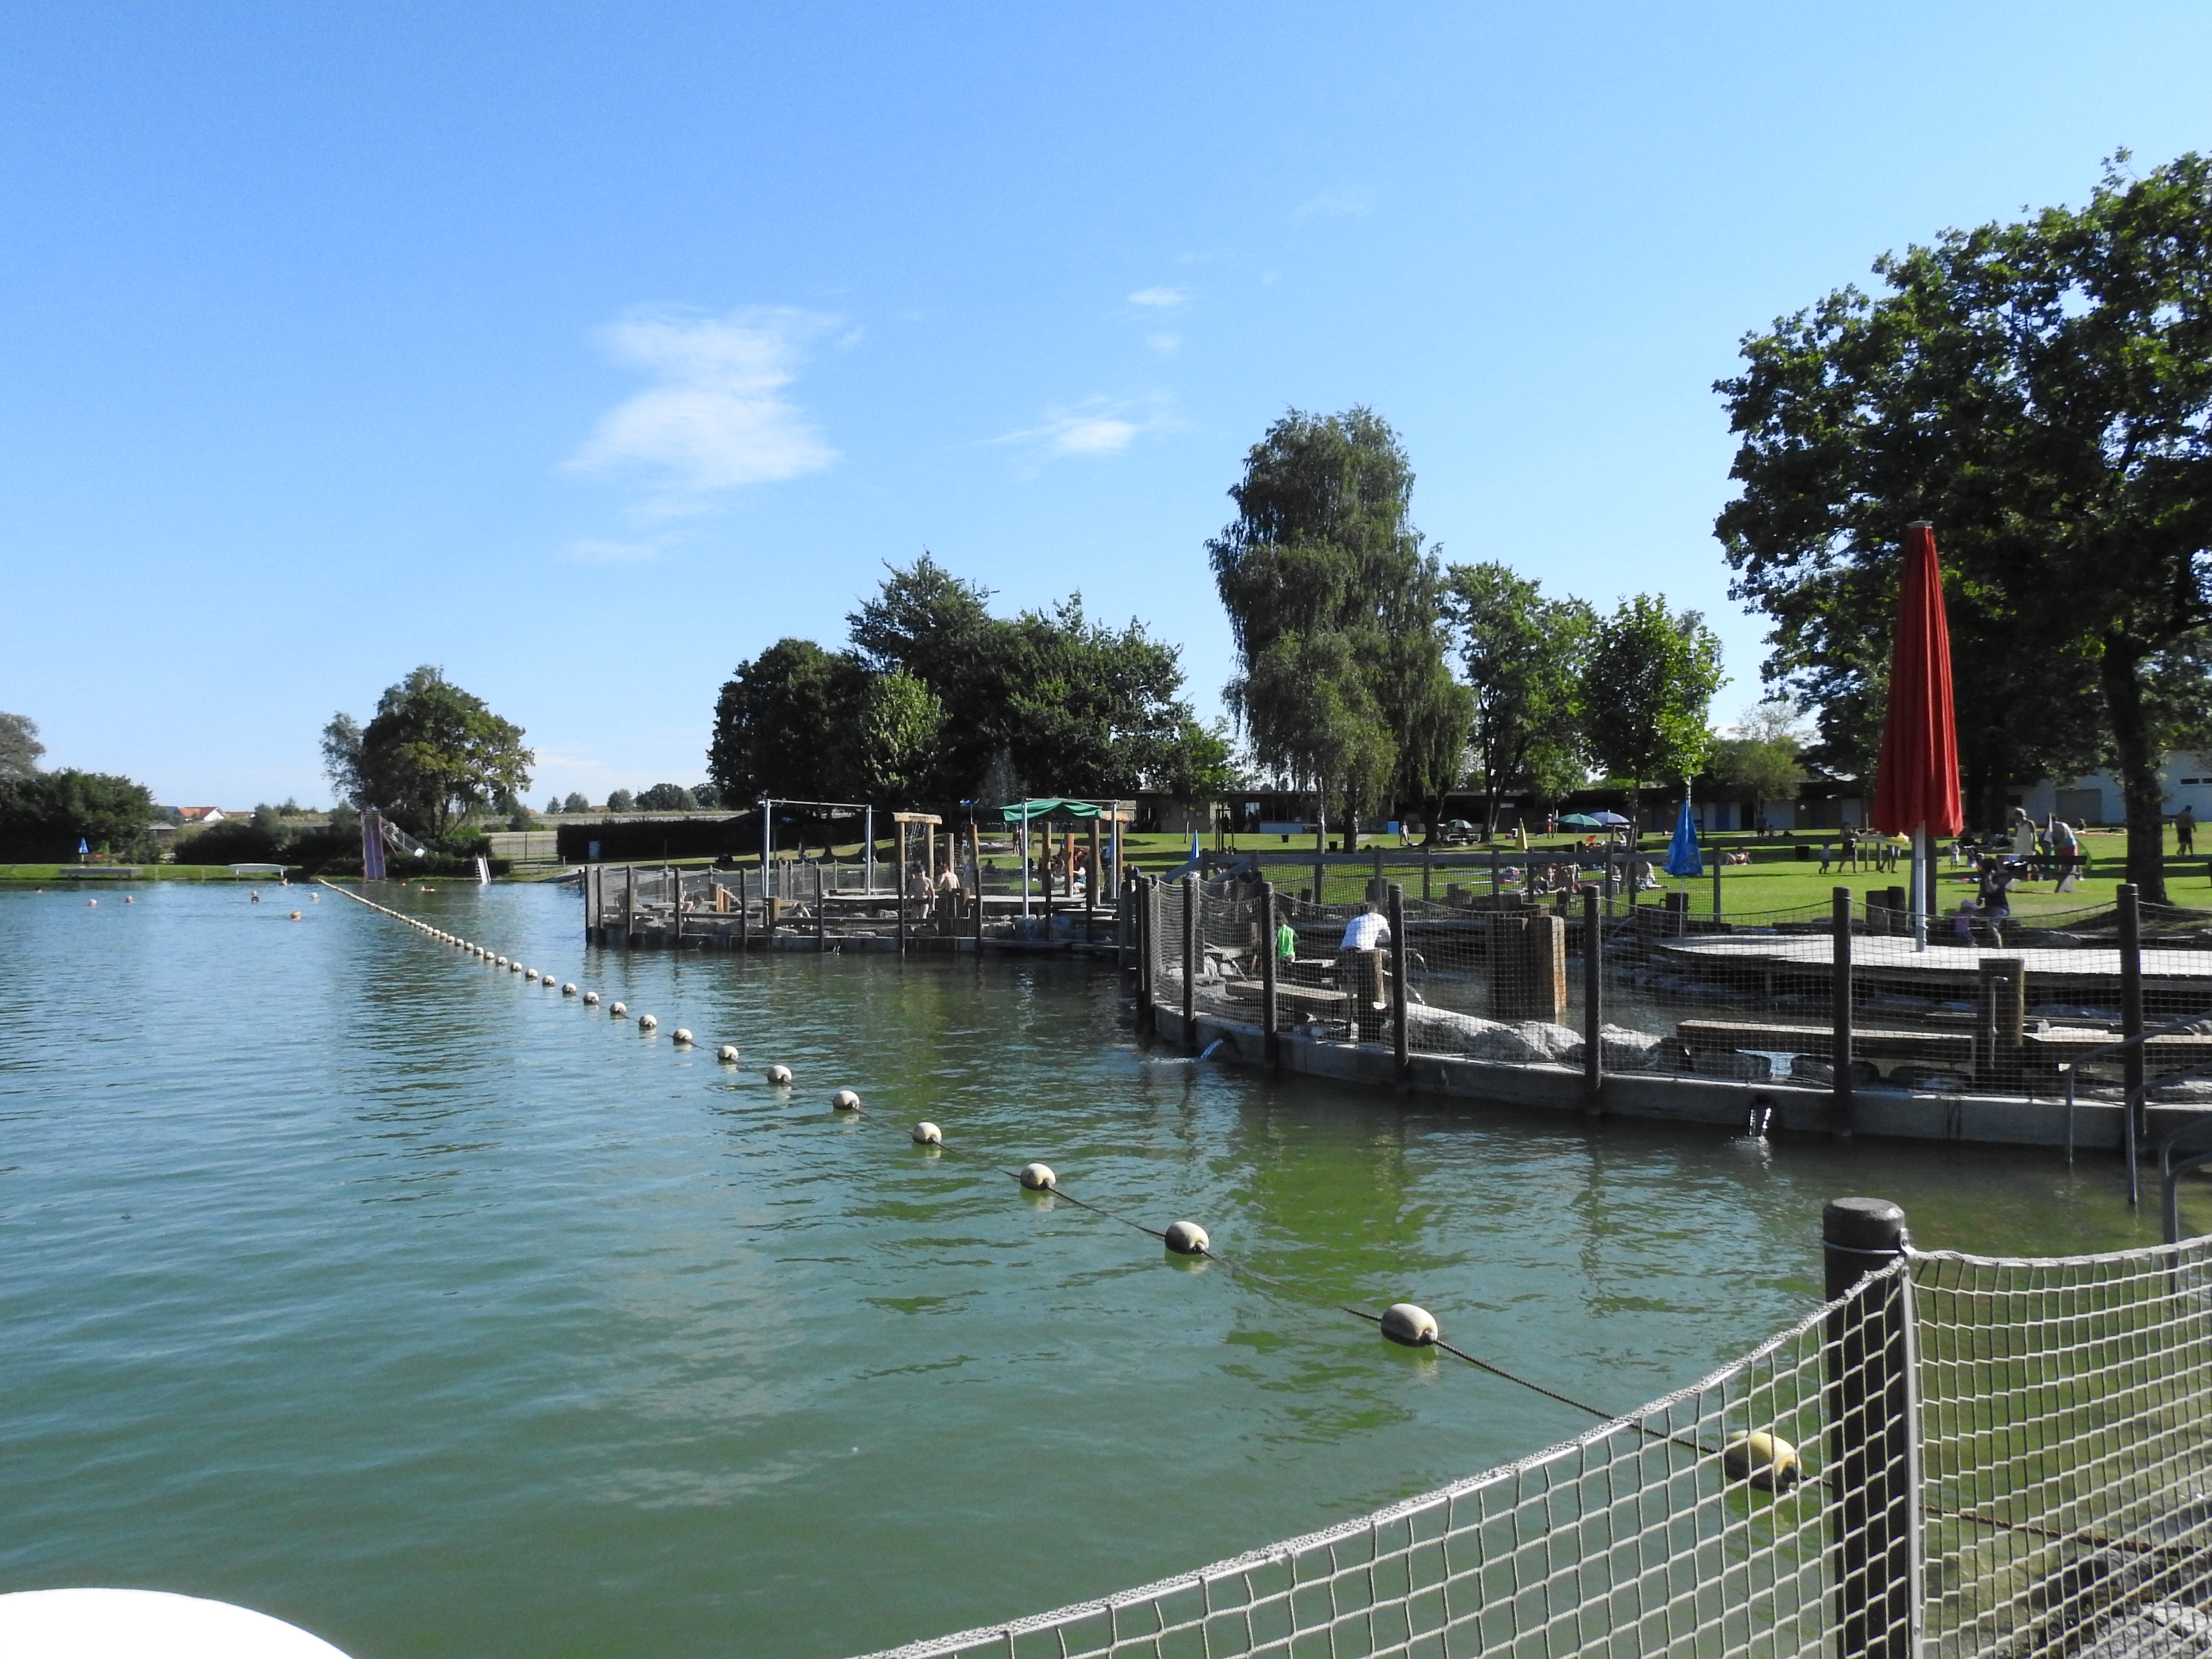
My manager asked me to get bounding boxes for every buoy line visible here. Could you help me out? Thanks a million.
[820,1084,1715,1454]
[310,878,1792,1488]
[314,879,778,1081]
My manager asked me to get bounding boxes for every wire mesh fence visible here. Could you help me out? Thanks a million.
[859,1229,2212,1659]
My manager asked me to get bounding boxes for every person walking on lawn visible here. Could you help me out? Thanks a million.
[2179,805,2197,855]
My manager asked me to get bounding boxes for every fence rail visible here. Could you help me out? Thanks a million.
[1137,869,2212,1143]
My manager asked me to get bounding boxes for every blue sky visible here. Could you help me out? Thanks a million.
[3,3,2206,807]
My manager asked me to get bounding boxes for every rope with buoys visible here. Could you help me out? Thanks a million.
[308,878,1782,1483]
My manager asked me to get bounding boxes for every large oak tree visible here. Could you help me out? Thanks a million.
[1717,154,2212,900]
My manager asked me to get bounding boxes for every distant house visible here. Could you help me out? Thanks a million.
[2016,753,2212,828]
[177,806,236,824]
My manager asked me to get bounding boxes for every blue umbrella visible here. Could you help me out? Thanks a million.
[1664,798,1703,878]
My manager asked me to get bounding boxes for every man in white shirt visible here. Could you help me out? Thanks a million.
[1339,905,1391,951]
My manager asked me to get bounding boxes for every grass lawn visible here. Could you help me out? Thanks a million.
[1112,827,2212,922]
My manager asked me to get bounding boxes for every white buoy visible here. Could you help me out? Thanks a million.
[831,1089,861,1111]
[562,983,577,996]
[525,969,539,981]
[1380,1303,1439,1347]
[912,1121,942,1144]
[542,976,556,989]
[610,1001,627,1017]
[672,1027,693,1044]
[1018,1162,1055,1191]
[1722,1431,1802,1492]
[765,1064,793,1086]
[511,962,524,974]
[497,956,509,968]
[638,1014,658,1031]
[717,1044,740,1063]
[583,991,600,1006]
[1164,1220,1210,1255]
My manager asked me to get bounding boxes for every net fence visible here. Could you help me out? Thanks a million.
[859,1237,2212,1659]
[1142,873,2212,1108]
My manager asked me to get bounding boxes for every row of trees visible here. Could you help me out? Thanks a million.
[0,710,162,860]
[1211,409,1727,843]
[707,558,1235,808]
[543,785,720,815]
[1718,151,2212,902]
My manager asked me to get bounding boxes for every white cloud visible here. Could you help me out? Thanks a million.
[1128,286,1187,309]
[993,396,1172,465]
[561,538,664,565]
[1293,188,1372,220]
[1146,332,1182,357]
[1052,417,1141,455]
[567,306,839,499]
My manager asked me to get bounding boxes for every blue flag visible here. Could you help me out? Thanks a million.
[1664,798,1703,878]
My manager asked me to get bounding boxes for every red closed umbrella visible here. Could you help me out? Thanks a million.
[1870,521,1962,946]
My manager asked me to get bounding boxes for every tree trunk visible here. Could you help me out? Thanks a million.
[2100,632,2169,904]
[1343,790,1360,854]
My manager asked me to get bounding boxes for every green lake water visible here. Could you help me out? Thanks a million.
[0,881,2180,1657]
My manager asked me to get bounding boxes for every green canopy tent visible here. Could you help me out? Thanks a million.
[997,798,1103,822]
[998,799,1115,917]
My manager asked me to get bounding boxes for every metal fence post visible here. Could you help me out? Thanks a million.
[1181,875,1198,1054]
[817,862,828,951]
[1822,1197,1922,1659]
[1388,883,1408,1084]
[1582,886,1603,1116]
[1261,882,1280,1072]
[1834,887,1855,1138]
[622,865,634,946]
[1135,877,1152,1018]
[1713,845,1723,919]
[2121,882,2144,1204]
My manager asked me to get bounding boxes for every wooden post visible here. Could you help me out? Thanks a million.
[1422,844,1432,901]
[623,865,634,946]
[1823,1198,1921,1659]
[739,868,750,951]
[1089,818,1103,918]
[1388,884,1409,1083]
[1663,890,1687,937]
[1833,887,1855,1136]
[1312,856,1326,907]
[1261,882,1280,1072]
[1181,875,1197,1053]
[671,866,684,949]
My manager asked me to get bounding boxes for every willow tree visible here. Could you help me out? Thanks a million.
[1209,407,1467,847]
[1717,153,2212,900]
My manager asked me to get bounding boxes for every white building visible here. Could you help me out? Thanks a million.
[2015,753,2212,827]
